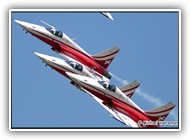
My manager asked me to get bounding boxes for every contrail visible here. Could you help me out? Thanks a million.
[110,73,178,121]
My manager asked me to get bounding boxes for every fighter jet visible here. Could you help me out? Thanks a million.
[15,19,119,80]
[34,52,175,128]
[34,52,109,82]
[66,72,176,128]
[101,12,114,21]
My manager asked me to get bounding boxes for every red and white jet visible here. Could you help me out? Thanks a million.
[15,20,119,80]
[34,52,109,82]
[66,72,176,128]
[35,52,175,128]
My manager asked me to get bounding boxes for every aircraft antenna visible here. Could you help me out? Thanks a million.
[40,20,55,29]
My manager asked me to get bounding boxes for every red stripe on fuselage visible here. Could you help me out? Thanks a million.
[33,30,93,59]
[81,84,155,127]
[46,62,77,80]
[30,30,107,76]
[80,82,152,119]
[58,44,105,75]
[83,82,145,115]
[112,101,150,123]
[49,65,70,79]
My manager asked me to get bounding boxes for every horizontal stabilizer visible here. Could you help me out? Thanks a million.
[119,81,140,98]
[145,102,176,121]
[92,46,120,69]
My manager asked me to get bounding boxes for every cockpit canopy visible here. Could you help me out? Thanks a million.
[67,61,83,72]
[98,81,116,92]
[46,27,63,38]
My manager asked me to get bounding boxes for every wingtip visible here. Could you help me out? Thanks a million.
[112,46,120,51]
[168,102,176,108]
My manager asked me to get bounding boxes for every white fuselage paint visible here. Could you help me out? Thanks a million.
[67,73,144,113]
[35,52,108,82]
[15,20,91,56]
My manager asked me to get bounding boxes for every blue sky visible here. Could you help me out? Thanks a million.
[11,11,179,128]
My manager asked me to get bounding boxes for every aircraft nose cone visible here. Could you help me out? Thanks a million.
[15,20,30,29]
[34,52,47,62]
[66,72,77,80]
[66,72,81,82]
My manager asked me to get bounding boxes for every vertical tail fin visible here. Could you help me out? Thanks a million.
[145,102,176,121]
[119,80,140,98]
[92,46,120,69]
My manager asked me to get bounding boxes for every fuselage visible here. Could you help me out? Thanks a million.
[15,20,111,79]
[66,72,157,128]
[34,52,109,82]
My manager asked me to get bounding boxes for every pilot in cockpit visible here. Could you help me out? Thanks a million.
[98,81,116,92]
[67,61,83,72]
[46,27,63,38]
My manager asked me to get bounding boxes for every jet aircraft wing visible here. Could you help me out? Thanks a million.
[82,88,138,127]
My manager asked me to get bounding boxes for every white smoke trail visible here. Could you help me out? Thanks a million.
[136,88,178,121]
[111,73,129,85]
[110,73,178,121]
[136,88,163,107]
